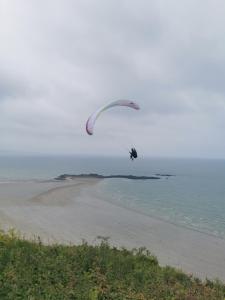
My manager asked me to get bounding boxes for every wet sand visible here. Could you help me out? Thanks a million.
[0,178,225,281]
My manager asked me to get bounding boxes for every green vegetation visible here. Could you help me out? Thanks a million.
[0,230,224,299]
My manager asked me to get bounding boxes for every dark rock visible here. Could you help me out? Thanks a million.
[55,173,160,181]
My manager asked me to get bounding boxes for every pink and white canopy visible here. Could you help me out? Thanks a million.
[86,100,140,135]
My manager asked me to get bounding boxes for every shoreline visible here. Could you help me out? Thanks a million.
[95,186,225,242]
[0,178,225,281]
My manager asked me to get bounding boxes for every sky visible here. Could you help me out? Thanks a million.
[0,0,225,158]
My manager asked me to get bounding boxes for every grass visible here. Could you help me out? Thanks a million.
[0,230,224,299]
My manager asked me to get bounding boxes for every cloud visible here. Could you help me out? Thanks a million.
[0,0,225,157]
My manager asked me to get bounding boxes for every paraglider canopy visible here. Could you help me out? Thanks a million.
[86,99,140,135]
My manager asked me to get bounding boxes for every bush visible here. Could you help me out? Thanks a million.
[0,231,224,299]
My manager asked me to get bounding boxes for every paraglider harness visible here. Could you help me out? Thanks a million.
[129,148,137,160]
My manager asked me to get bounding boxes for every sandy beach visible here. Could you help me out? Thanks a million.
[0,178,225,282]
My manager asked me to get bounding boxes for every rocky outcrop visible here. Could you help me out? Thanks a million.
[55,173,160,180]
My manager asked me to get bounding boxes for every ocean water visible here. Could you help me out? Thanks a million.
[0,155,225,239]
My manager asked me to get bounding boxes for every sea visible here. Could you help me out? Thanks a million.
[0,155,225,239]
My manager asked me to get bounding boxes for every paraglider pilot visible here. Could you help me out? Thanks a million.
[129,148,137,160]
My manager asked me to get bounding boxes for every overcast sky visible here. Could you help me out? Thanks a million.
[0,0,225,158]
